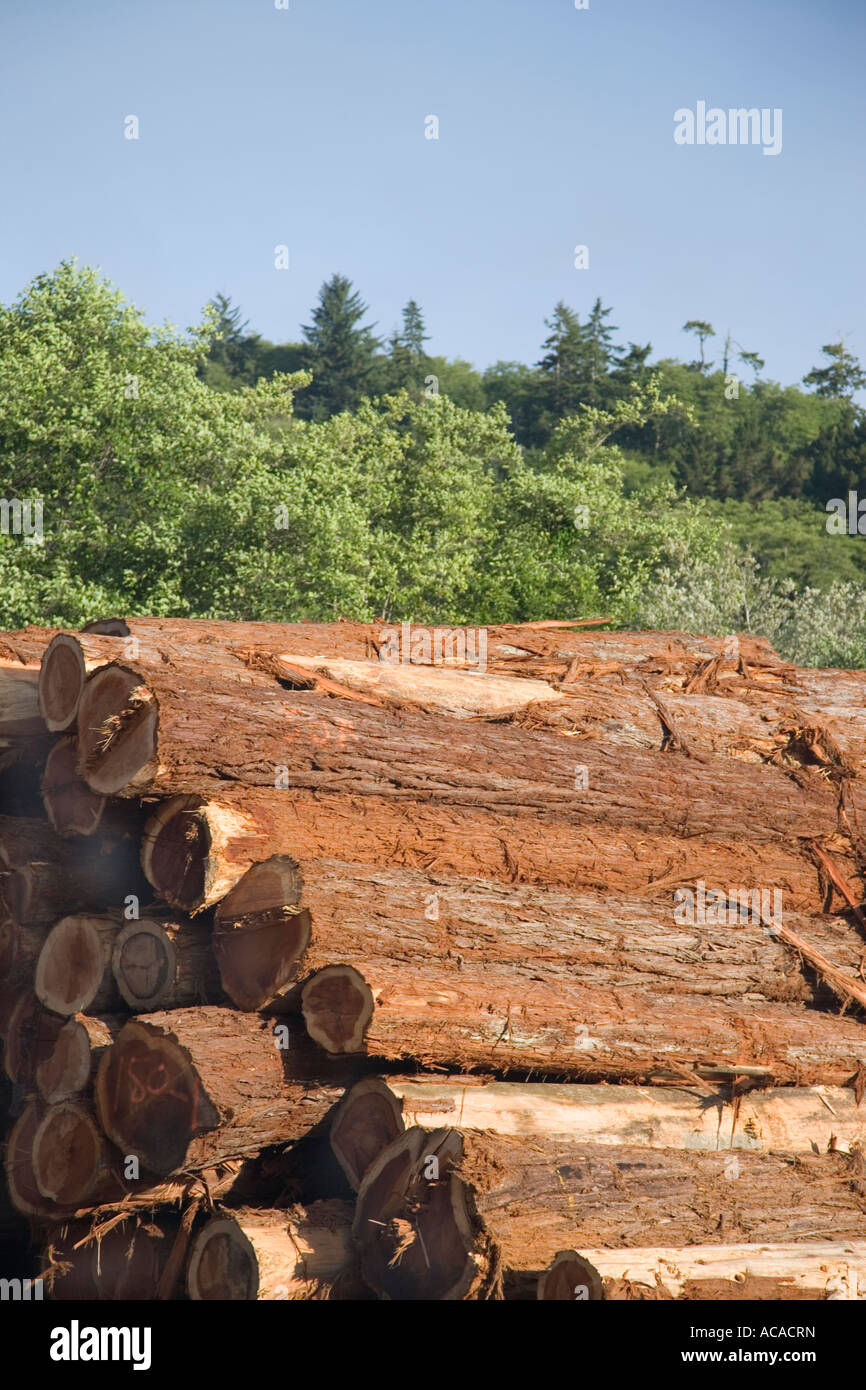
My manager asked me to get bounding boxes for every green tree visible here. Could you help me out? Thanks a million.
[803,341,866,398]
[682,320,716,373]
[299,274,382,419]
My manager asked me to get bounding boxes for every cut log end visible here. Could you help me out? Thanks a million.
[353,1126,495,1301]
[32,1102,108,1207]
[330,1077,405,1191]
[36,1014,103,1103]
[76,664,157,796]
[537,1250,605,1301]
[95,1018,221,1176]
[38,634,87,731]
[42,736,107,836]
[186,1218,259,1300]
[213,855,310,1011]
[141,800,208,911]
[112,918,178,1011]
[35,914,115,1016]
[4,992,65,1086]
[301,965,374,1054]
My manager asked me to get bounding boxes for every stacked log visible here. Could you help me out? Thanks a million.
[2,616,866,1300]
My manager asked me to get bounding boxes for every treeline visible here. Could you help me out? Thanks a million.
[203,275,866,506]
[0,261,865,668]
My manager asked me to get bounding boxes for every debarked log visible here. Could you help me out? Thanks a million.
[185,1201,365,1300]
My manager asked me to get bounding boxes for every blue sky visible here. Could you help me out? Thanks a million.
[1,0,863,386]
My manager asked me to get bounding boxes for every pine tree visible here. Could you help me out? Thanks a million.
[803,341,866,398]
[400,299,429,361]
[537,301,585,415]
[203,293,261,387]
[300,274,381,418]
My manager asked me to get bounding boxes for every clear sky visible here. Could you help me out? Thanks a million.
[1,0,863,386]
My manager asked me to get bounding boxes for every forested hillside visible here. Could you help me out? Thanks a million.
[1,261,864,665]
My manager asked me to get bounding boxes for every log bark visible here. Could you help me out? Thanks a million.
[185,1201,362,1300]
[354,1126,866,1297]
[139,787,844,919]
[275,654,561,719]
[243,856,866,1084]
[75,672,855,851]
[0,815,148,926]
[537,1242,866,1301]
[93,1007,348,1177]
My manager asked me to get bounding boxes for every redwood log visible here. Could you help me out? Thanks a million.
[537,1250,604,1301]
[329,1077,405,1191]
[0,815,148,926]
[32,1100,120,1208]
[34,914,122,1016]
[94,1007,347,1176]
[275,654,561,718]
[0,662,43,735]
[139,787,843,918]
[389,1078,866,1156]
[41,736,108,836]
[354,1127,866,1298]
[3,992,66,1086]
[43,1213,182,1300]
[558,1242,866,1300]
[211,856,311,1011]
[75,671,854,850]
[36,1014,120,1104]
[186,1201,363,1300]
[247,856,866,1083]
[111,913,223,1012]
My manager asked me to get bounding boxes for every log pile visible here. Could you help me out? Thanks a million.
[2,616,866,1300]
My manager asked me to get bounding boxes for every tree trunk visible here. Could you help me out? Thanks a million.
[3,991,66,1086]
[389,1077,866,1156]
[354,1126,866,1298]
[74,674,855,849]
[139,787,843,920]
[93,1007,349,1177]
[536,1241,866,1301]
[41,736,110,837]
[185,1201,364,1300]
[232,856,866,1084]
[0,662,43,735]
[211,856,311,1010]
[31,1099,122,1208]
[0,815,148,926]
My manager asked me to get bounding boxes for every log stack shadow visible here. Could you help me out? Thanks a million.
[2,617,866,1298]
